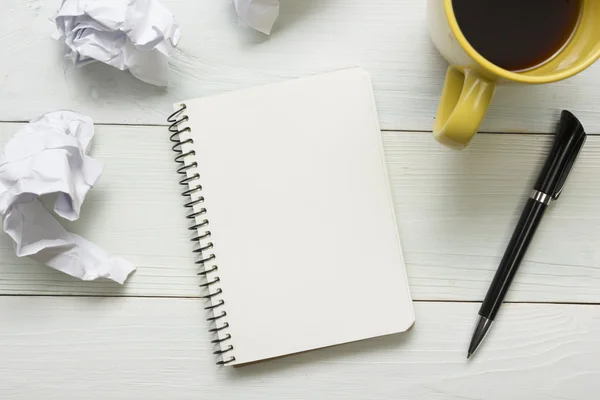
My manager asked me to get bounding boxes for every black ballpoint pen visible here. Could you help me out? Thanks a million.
[467,110,587,359]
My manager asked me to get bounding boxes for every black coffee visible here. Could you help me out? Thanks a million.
[452,0,581,71]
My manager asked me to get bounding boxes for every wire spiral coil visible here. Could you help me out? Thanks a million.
[168,104,235,365]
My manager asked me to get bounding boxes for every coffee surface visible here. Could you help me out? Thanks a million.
[452,0,581,71]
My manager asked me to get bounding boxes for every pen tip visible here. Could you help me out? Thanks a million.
[467,316,493,360]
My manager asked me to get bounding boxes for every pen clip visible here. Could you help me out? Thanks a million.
[552,132,586,201]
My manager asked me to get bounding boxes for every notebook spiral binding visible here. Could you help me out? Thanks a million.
[168,104,235,366]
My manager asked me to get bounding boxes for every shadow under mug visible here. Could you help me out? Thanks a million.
[428,0,600,149]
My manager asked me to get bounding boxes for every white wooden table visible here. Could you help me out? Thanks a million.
[2,1,600,399]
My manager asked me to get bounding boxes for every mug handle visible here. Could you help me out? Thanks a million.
[434,66,496,149]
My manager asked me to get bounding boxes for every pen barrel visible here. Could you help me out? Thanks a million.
[479,199,547,320]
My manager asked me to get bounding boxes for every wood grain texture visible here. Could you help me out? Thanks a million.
[2,0,600,132]
[1,297,599,400]
[0,123,598,301]
[2,0,599,394]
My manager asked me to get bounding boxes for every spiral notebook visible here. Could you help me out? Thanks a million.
[167,68,414,366]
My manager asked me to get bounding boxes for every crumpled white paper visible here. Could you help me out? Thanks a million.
[235,0,280,35]
[0,111,136,284]
[52,0,181,86]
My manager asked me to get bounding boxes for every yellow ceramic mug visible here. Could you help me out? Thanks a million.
[428,0,600,149]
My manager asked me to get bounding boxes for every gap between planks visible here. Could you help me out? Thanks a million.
[0,120,594,136]
[1,293,600,307]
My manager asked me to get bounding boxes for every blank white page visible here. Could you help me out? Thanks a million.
[178,68,414,365]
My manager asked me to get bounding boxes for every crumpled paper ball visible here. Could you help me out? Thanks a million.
[235,0,280,35]
[0,111,136,284]
[52,0,181,86]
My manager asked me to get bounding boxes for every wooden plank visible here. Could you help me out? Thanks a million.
[0,297,599,399]
[0,123,598,302]
[2,0,600,132]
